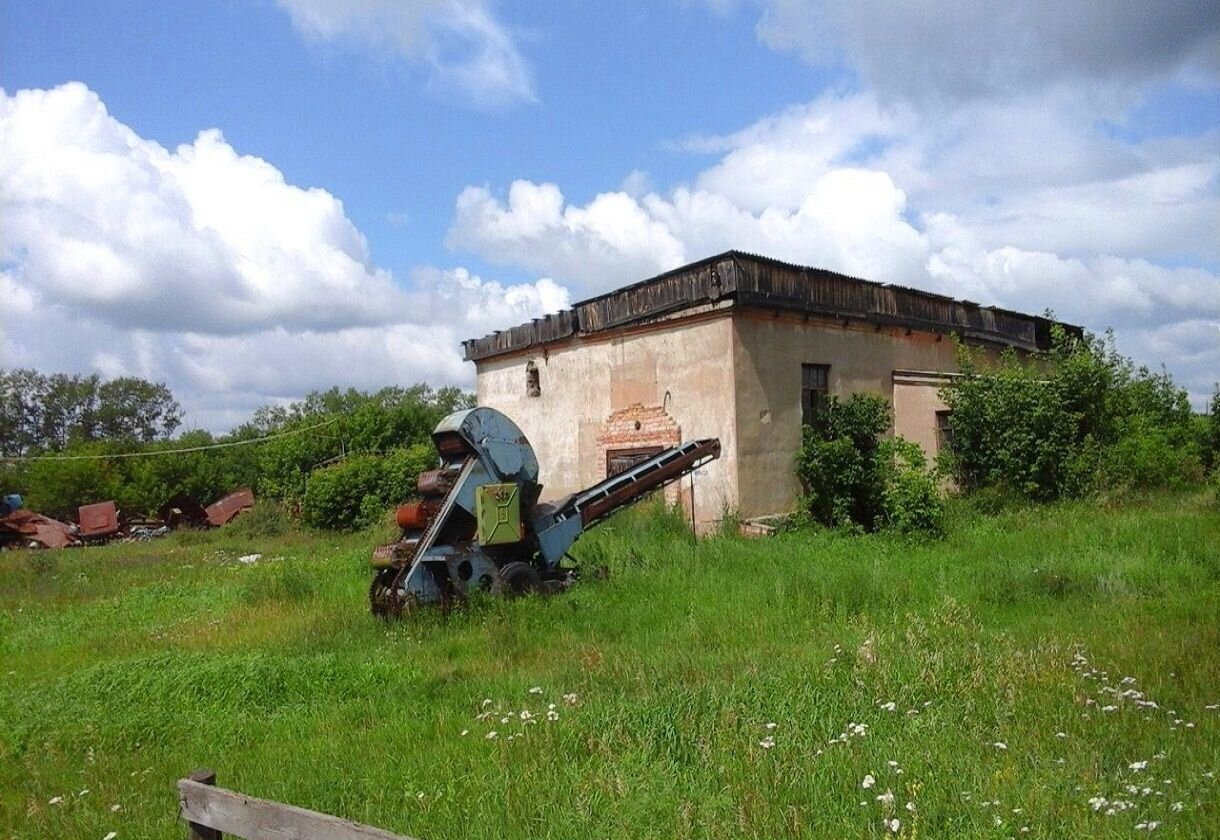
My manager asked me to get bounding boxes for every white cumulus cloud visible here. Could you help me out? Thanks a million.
[0,83,564,430]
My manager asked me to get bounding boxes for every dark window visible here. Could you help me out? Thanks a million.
[801,364,830,427]
[605,446,664,477]
[525,361,540,397]
[936,410,955,453]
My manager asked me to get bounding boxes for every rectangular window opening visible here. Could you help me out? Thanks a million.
[936,410,955,454]
[801,364,830,427]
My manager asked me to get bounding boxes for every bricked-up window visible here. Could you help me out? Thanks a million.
[606,446,664,477]
[801,364,830,427]
[525,361,540,397]
[936,410,955,454]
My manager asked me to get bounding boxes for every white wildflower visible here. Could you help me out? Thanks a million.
[905,801,916,813]
[110,804,121,812]
[546,709,559,721]
[500,716,510,724]
[765,721,777,731]
[520,710,534,721]
[888,760,900,769]
[759,736,776,750]
[49,796,63,805]
[879,701,897,712]
[563,693,578,705]
[103,833,117,840]
[1171,801,1184,812]
[1130,760,1148,772]
[485,731,498,740]
[1055,731,1067,738]
[875,790,894,806]
[862,774,876,789]
[992,742,1008,750]
[528,686,543,695]
[79,789,90,796]
[481,698,493,707]
[885,818,900,833]
[460,729,469,736]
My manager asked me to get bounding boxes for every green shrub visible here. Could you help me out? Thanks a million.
[876,439,945,536]
[226,500,295,538]
[795,394,943,535]
[941,329,1203,501]
[301,444,436,531]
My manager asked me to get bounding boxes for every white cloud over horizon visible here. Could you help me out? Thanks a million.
[0,83,565,432]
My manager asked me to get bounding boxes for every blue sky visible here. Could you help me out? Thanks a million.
[2,1,1218,429]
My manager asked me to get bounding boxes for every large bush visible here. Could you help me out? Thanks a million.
[301,444,436,530]
[796,394,944,534]
[940,329,1203,500]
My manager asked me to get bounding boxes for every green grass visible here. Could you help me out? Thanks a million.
[1,493,1218,839]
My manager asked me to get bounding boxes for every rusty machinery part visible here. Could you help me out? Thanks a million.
[396,500,440,530]
[369,570,419,618]
[416,469,457,497]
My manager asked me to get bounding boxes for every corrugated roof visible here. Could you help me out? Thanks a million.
[462,250,1080,362]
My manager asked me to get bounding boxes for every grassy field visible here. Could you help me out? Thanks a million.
[2,493,1218,839]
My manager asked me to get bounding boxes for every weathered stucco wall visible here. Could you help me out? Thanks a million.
[732,311,969,519]
[475,312,739,530]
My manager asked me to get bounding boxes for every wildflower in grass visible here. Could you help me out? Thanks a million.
[1205,704,1218,711]
[110,805,120,812]
[79,789,90,796]
[482,698,493,707]
[885,817,900,833]
[103,833,117,840]
[48,796,63,805]
[520,710,534,722]
[1171,801,1184,811]
[887,760,900,769]
[460,729,469,736]
[563,693,578,705]
[1088,796,1107,811]
[500,716,510,724]
[993,815,1003,827]
[765,721,778,731]
[485,731,498,740]
[879,701,897,712]
[876,790,894,807]
[1130,761,1148,772]
[905,801,915,813]
[528,686,542,695]
[1055,731,1067,738]
[1101,705,1117,713]
[862,774,876,789]
[992,742,1007,750]
[546,709,559,722]
[759,736,776,749]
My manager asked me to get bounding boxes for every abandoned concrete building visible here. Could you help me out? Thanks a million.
[462,251,1070,530]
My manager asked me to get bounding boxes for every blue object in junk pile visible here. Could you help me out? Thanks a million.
[0,494,23,517]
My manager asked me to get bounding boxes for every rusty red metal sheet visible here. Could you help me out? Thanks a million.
[0,509,78,549]
[78,500,120,538]
[205,489,255,527]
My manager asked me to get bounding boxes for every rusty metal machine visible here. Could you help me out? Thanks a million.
[370,406,720,615]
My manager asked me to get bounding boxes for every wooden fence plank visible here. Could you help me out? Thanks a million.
[178,778,419,840]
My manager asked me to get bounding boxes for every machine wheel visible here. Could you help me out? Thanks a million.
[369,571,416,618]
[493,561,542,597]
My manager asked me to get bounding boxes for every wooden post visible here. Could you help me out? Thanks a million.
[185,769,221,840]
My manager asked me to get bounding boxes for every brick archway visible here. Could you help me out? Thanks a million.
[596,403,681,478]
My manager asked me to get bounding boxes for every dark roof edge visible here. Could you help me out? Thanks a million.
[462,250,1082,362]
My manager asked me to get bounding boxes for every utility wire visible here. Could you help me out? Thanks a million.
[0,418,340,462]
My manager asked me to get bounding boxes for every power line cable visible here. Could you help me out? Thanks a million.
[0,418,340,462]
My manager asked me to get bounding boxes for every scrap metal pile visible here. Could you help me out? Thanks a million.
[0,488,255,550]
[370,406,720,615]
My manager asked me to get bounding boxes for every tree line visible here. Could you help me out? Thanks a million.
[0,371,472,526]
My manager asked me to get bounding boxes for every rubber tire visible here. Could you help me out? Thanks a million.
[493,561,542,598]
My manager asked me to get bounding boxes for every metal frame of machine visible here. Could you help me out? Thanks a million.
[370,406,719,615]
